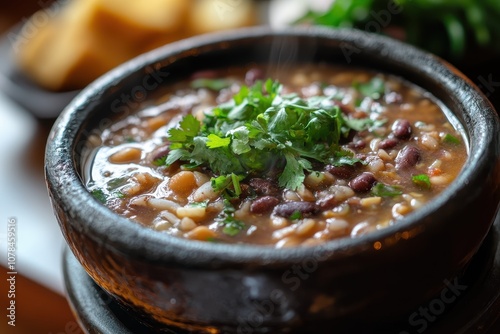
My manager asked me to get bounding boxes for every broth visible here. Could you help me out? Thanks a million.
[83,64,467,247]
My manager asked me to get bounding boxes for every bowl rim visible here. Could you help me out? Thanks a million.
[45,26,499,266]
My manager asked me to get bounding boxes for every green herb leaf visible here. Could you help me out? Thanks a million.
[279,153,305,191]
[167,79,371,192]
[412,174,431,189]
[167,114,200,142]
[356,77,385,99]
[231,173,242,196]
[443,133,461,144]
[211,173,244,198]
[343,117,377,132]
[229,126,251,154]
[153,156,168,166]
[91,188,107,203]
[371,183,403,197]
[211,174,232,192]
[206,237,219,243]
[329,147,363,166]
[191,78,233,91]
[206,134,231,149]
[289,211,302,220]
[187,201,208,208]
[222,219,245,236]
[165,148,189,166]
[106,177,127,190]
[114,191,126,199]
[217,199,245,236]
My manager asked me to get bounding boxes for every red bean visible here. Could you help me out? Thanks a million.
[395,145,421,169]
[349,172,376,192]
[249,178,280,196]
[273,202,319,218]
[392,119,412,140]
[150,145,170,162]
[250,196,280,214]
[325,165,355,179]
[349,140,366,149]
[379,138,399,149]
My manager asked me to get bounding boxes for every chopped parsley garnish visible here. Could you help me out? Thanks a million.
[355,77,385,100]
[153,155,168,166]
[166,114,200,145]
[89,181,126,204]
[166,79,372,191]
[191,78,233,91]
[206,237,220,243]
[344,117,386,132]
[217,199,245,236]
[211,173,243,199]
[91,188,107,203]
[222,219,246,237]
[443,133,461,145]
[371,183,403,197]
[289,211,302,220]
[114,191,126,199]
[186,201,208,208]
[412,174,431,189]
[106,177,127,190]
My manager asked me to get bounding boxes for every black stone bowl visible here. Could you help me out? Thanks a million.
[45,27,500,333]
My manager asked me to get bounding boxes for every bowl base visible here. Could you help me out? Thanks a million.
[63,212,500,334]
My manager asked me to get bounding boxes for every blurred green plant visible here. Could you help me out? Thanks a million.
[297,0,500,60]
